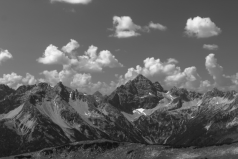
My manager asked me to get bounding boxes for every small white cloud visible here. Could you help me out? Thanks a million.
[41,70,60,86]
[110,16,167,38]
[0,73,22,88]
[205,53,232,87]
[62,39,80,53]
[50,0,92,4]
[111,16,141,38]
[203,44,219,50]
[199,80,212,91]
[22,73,37,85]
[147,22,167,31]
[70,73,91,87]
[165,66,201,89]
[185,16,221,38]
[95,50,123,68]
[37,44,70,65]
[0,50,12,64]
[70,73,117,94]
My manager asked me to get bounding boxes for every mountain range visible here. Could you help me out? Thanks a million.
[1,74,238,158]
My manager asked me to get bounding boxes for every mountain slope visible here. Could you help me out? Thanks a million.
[2,74,238,157]
[107,74,163,114]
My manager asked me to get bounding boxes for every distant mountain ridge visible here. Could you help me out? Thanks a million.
[1,74,238,157]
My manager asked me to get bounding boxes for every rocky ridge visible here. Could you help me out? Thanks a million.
[1,74,238,157]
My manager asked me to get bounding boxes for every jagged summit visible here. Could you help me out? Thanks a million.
[107,74,164,113]
[0,84,13,90]
[132,74,150,82]
[124,74,164,95]
[203,87,225,98]
[153,81,164,92]
[93,91,103,97]
[53,81,70,90]
[0,84,15,100]
[16,85,36,94]
[36,82,51,90]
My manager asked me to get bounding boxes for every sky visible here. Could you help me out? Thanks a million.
[0,0,238,94]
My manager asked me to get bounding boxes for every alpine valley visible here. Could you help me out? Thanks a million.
[1,74,238,159]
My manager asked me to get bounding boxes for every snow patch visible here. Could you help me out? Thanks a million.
[133,108,147,115]
[140,92,155,99]
[84,112,91,116]
[205,122,212,130]
[165,91,175,100]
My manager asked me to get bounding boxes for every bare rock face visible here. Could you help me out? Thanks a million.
[0,84,15,100]
[93,91,104,104]
[2,74,238,157]
[107,74,164,114]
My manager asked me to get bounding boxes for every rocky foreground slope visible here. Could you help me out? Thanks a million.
[1,74,238,157]
[9,140,238,159]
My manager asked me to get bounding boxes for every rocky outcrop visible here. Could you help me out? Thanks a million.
[93,91,104,104]
[107,74,164,113]
[0,84,15,100]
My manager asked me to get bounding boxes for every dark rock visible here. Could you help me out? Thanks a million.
[0,84,15,100]
[107,74,163,113]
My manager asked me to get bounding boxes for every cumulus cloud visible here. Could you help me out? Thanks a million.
[41,70,60,86]
[22,73,37,85]
[37,40,124,94]
[203,44,219,50]
[70,73,92,87]
[70,73,117,94]
[147,22,167,31]
[78,45,123,70]
[50,0,92,4]
[0,73,37,89]
[124,57,179,81]
[36,40,238,93]
[0,50,12,64]
[205,53,232,87]
[0,73,22,88]
[110,16,167,38]
[185,16,221,38]
[117,54,238,92]
[62,39,80,53]
[38,40,123,73]
[111,16,142,38]
[165,66,201,89]
[37,44,70,65]
[120,57,206,91]
[61,45,123,72]
[199,80,212,91]
[41,70,116,94]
